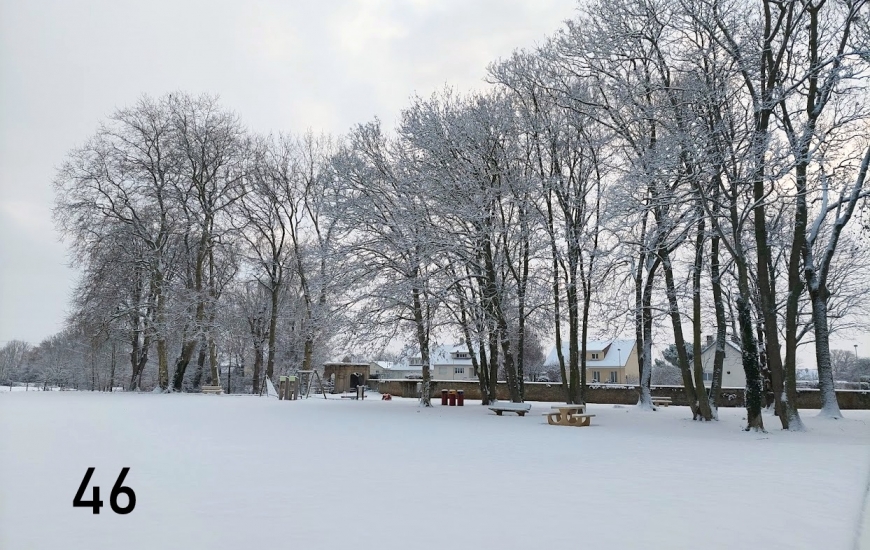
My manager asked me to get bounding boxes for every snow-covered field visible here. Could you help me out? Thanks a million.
[1,392,868,550]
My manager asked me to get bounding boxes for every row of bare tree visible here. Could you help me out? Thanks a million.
[53,94,342,394]
[43,0,870,431]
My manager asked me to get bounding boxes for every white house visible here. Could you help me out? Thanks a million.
[543,339,639,384]
[429,343,476,381]
[389,343,478,381]
[698,336,747,388]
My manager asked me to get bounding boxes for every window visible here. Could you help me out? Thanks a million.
[609,371,618,383]
[591,353,599,359]
[703,372,713,382]
[454,367,465,374]
[455,352,470,359]
[592,371,600,382]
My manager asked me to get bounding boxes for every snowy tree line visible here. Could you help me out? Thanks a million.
[6,0,868,431]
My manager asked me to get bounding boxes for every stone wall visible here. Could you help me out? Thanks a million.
[369,379,870,409]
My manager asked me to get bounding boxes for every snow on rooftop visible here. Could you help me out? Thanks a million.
[544,339,635,368]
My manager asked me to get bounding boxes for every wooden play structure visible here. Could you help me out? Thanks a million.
[277,376,298,400]
[297,370,328,399]
[322,362,370,394]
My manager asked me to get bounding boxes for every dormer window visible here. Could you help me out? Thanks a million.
[591,353,600,359]
[454,352,470,359]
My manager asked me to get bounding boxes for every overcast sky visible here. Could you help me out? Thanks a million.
[0,0,577,345]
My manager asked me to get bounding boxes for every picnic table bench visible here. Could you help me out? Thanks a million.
[201,385,224,395]
[651,396,672,407]
[488,403,532,416]
[544,405,595,427]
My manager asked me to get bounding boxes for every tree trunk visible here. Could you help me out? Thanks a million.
[173,336,198,392]
[580,289,591,404]
[192,339,207,389]
[546,193,569,402]
[661,250,701,418]
[478,338,491,405]
[809,286,843,418]
[566,270,580,405]
[638,269,656,409]
[209,337,218,386]
[755,306,774,410]
[266,284,279,383]
[128,326,142,391]
[156,335,167,392]
[302,338,314,372]
[487,320,499,402]
[252,340,263,395]
[709,233,726,415]
[154,275,169,391]
[691,215,713,421]
[736,263,765,431]
[412,283,432,406]
[109,341,116,392]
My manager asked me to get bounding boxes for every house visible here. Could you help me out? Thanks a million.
[368,360,424,379]
[698,336,747,388]
[382,343,478,381]
[429,343,477,381]
[544,339,639,384]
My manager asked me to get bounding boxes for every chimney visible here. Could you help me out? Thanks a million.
[706,335,714,346]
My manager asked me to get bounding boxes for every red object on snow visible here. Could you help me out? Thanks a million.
[457,390,464,406]
[448,390,457,406]
[441,389,448,406]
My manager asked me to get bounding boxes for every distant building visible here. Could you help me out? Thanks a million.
[368,360,424,379]
[429,343,476,381]
[544,339,639,384]
[698,336,746,388]
[374,342,478,381]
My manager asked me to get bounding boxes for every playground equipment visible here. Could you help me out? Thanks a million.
[297,370,328,399]
[277,376,298,400]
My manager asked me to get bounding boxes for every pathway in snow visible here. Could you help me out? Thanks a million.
[1,392,868,550]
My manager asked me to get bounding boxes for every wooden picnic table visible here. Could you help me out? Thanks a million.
[544,405,594,427]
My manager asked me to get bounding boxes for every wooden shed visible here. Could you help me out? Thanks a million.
[322,362,371,394]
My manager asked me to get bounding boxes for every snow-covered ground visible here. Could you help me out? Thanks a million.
[1,392,868,550]
[2,385,68,391]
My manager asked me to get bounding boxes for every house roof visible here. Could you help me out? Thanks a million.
[431,343,473,366]
[401,343,475,368]
[700,339,742,357]
[381,363,423,372]
[544,339,635,368]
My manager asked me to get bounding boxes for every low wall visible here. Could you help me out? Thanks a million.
[369,379,870,409]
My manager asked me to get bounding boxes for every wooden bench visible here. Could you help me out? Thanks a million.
[201,385,224,395]
[544,405,595,427]
[651,396,672,407]
[489,403,532,416]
